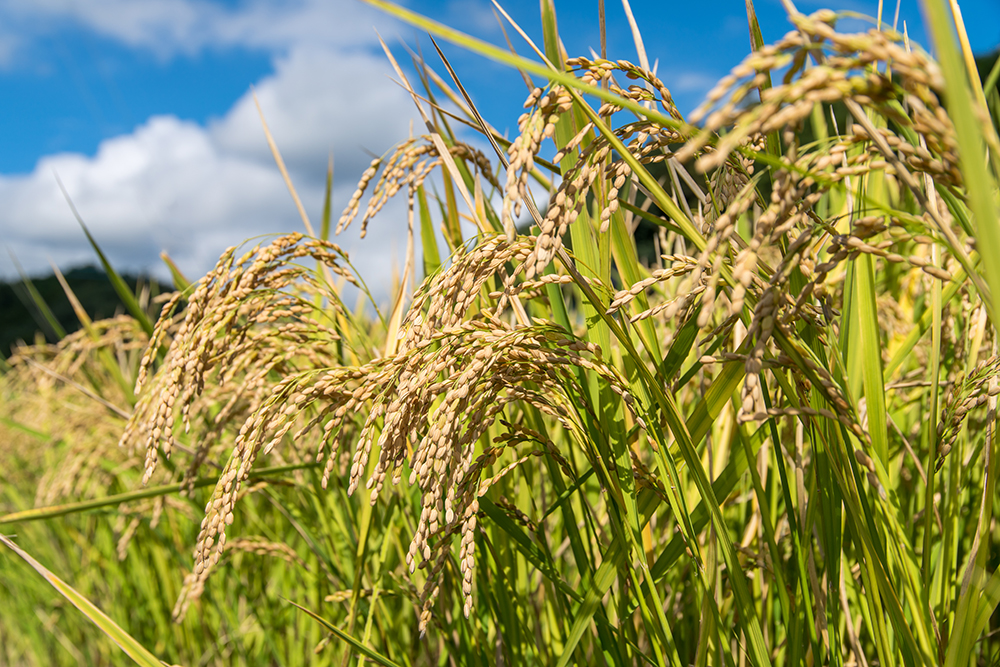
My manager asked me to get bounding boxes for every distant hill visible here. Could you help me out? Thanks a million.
[977,50,998,85]
[0,266,166,358]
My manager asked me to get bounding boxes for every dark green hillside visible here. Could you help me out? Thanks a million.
[0,266,164,358]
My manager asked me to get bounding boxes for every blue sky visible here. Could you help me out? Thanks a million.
[1,0,998,296]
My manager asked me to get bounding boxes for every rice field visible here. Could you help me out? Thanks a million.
[3,1,1000,665]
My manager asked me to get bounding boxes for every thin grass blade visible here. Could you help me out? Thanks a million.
[0,534,163,667]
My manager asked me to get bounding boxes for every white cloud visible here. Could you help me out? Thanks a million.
[211,46,410,180]
[0,40,419,301]
[0,0,515,304]
[0,0,395,61]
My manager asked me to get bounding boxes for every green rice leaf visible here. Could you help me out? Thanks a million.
[55,177,155,337]
[0,534,163,667]
[285,597,403,667]
[0,462,321,524]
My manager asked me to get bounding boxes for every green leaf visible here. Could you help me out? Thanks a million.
[285,597,403,667]
[922,0,1000,329]
[0,534,163,667]
[417,184,441,279]
[0,462,321,524]
[480,497,581,602]
[8,253,66,341]
[321,153,334,241]
[55,177,155,337]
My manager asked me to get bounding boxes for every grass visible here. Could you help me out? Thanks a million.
[3,0,1000,665]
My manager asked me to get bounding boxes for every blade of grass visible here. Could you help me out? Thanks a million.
[361,0,692,136]
[54,175,154,337]
[480,497,581,602]
[321,153,334,241]
[745,0,782,158]
[159,251,192,292]
[945,394,999,667]
[8,252,66,341]
[417,185,441,279]
[0,462,321,524]
[0,534,163,667]
[252,90,316,238]
[19,356,129,420]
[284,597,402,667]
[911,2,1000,328]
[854,229,890,470]
[50,262,136,403]
[0,415,54,442]
[377,34,495,239]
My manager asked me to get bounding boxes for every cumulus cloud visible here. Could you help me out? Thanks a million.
[0,1,429,302]
[211,46,412,181]
[0,0,561,303]
[2,115,292,276]
[0,0,394,61]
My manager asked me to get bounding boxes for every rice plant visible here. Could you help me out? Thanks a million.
[3,0,1000,665]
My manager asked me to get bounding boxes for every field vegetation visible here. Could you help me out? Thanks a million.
[3,0,1000,665]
